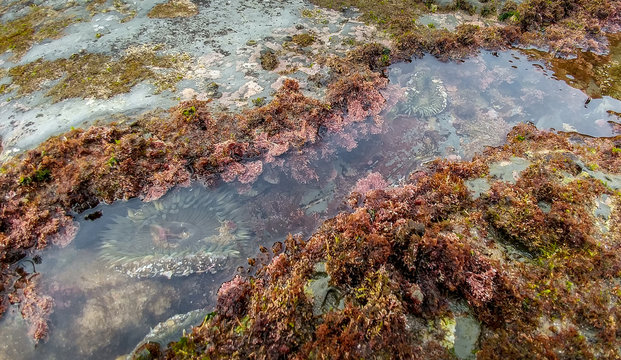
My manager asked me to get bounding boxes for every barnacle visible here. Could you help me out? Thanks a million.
[99,187,251,278]
[399,71,447,117]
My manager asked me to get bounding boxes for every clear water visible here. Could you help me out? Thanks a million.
[1,1,621,359]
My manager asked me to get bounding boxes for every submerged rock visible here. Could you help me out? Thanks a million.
[304,262,344,316]
[128,309,209,360]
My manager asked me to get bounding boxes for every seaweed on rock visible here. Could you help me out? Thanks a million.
[162,124,621,359]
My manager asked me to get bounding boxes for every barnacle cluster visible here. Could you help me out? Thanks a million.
[399,71,448,117]
[99,187,251,278]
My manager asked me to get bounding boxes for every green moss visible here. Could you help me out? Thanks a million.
[0,5,79,59]
[147,0,198,19]
[182,105,197,118]
[292,33,316,47]
[19,167,51,185]
[6,47,190,102]
[87,0,137,21]
[251,97,266,107]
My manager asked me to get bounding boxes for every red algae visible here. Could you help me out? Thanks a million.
[162,124,621,359]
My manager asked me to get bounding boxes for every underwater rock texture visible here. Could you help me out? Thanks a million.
[162,123,621,359]
[100,187,251,278]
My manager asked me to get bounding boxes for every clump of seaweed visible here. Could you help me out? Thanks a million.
[292,33,316,47]
[5,256,53,342]
[260,49,279,71]
[99,187,251,278]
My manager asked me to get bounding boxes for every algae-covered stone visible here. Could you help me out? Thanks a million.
[0,5,79,59]
[6,47,191,102]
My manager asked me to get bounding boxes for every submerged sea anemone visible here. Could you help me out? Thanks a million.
[399,71,447,117]
[99,187,251,278]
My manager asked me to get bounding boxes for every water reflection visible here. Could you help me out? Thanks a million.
[1,46,621,359]
[522,34,621,101]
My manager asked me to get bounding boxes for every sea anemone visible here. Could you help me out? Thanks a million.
[99,187,251,278]
[399,71,448,117]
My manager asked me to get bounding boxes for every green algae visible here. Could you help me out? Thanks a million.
[147,0,198,19]
[0,5,79,59]
[6,47,190,102]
